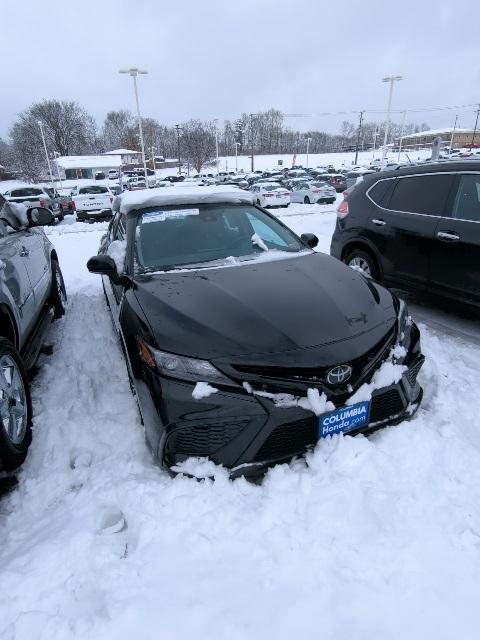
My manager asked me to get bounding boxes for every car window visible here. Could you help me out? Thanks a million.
[78,186,109,194]
[114,214,127,240]
[11,188,43,197]
[452,174,480,222]
[134,205,304,272]
[368,179,396,206]
[387,174,454,216]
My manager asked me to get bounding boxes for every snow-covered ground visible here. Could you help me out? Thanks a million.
[1,202,480,640]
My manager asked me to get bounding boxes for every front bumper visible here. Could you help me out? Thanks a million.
[137,328,425,476]
[76,208,113,222]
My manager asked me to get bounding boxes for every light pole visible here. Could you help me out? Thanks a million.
[174,124,182,175]
[52,151,63,189]
[234,142,241,173]
[305,137,312,168]
[213,118,219,175]
[397,110,407,163]
[151,146,156,172]
[381,75,403,169]
[38,121,54,187]
[119,68,149,184]
[449,114,458,152]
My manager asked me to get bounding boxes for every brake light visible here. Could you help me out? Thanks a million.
[39,199,45,207]
[336,200,349,218]
[72,200,76,211]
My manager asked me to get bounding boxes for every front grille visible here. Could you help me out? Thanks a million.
[406,358,423,387]
[369,389,404,424]
[253,418,317,462]
[171,420,249,457]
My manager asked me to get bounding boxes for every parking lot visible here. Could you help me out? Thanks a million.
[1,201,480,639]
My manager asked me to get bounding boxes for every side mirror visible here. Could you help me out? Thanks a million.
[87,254,128,286]
[27,207,54,227]
[301,233,319,249]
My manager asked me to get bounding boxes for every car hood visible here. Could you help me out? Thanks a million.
[132,252,397,365]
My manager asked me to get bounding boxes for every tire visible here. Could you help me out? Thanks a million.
[304,196,310,204]
[49,259,67,319]
[344,248,379,280]
[0,338,32,471]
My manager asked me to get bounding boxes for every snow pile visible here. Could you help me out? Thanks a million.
[192,381,219,399]
[346,348,407,406]
[251,233,269,251]
[243,382,335,416]
[107,239,127,273]
[1,200,29,230]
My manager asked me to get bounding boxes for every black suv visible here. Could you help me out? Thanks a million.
[330,161,480,307]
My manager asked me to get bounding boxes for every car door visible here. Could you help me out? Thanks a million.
[429,172,480,305]
[0,222,37,337]
[18,228,51,307]
[365,173,455,290]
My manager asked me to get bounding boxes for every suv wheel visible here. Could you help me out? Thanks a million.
[344,248,379,280]
[49,259,67,319]
[0,338,32,471]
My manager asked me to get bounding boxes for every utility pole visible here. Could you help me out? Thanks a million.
[305,137,312,168]
[213,118,219,175]
[471,105,480,148]
[381,75,403,169]
[119,68,149,184]
[38,121,54,187]
[234,142,240,173]
[372,127,379,161]
[250,113,255,172]
[151,146,156,172]
[449,114,458,151]
[354,110,364,165]
[174,124,182,175]
[397,110,407,163]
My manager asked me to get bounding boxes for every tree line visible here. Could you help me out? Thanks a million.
[0,100,430,180]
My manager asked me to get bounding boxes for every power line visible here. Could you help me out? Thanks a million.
[283,103,479,119]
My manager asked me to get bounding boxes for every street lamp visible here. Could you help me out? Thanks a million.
[38,121,54,187]
[174,124,183,175]
[234,142,241,173]
[213,118,219,175]
[381,75,403,169]
[305,137,312,168]
[151,146,156,172]
[119,68,149,185]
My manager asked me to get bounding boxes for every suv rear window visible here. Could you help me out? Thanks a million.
[11,188,43,197]
[387,174,454,216]
[79,186,109,194]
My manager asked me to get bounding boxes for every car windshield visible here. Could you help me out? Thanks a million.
[262,184,283,191]
[11,188,43,197]
[134,204,305,272]
[312,181,329,188]
[79,186,109,194]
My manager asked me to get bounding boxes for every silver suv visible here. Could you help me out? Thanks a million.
[0,194,66,470]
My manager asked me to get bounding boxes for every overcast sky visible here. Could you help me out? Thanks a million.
[1,0,480,138]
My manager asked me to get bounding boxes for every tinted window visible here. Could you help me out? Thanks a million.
[388,174,453,215]
[134,205,304,271]
[11,188,43,197]
[79,186,109,194]
[368,179,395,206]
[453,174,480,222]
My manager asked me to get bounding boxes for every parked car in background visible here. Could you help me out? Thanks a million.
[55,188,75,215]
[0,195,66,470]
[86,185,424,476]
[250,183,291,207]
[3,186,63,221]
[330,161,480,307]
[290,180,337,204]
[72,184,114,222]
[95,171,106,180]
[125,176,147,191]
[108,170,119,180]
[315,173,347,192]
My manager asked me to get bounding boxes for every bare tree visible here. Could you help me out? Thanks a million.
[103,110,134,150]
[181,120,216,173]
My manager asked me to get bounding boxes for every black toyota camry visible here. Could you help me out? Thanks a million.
[87,186,424,476]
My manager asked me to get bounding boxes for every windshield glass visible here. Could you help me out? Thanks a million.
[11,188,43,197]
[262,184,283,191]
[134,204,304,272]
[79,186,109,194]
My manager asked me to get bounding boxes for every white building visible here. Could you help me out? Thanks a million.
[103,148,142,164]
[55,155,122,180]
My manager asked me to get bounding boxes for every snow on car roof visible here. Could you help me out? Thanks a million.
[115,185,254,214]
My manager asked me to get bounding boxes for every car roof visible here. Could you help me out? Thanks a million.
[115,185,254,214]
[367,159,480,181]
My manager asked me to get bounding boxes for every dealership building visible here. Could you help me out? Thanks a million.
[398,127,480,150]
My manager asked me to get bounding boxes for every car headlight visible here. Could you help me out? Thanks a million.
[136,337,237,387]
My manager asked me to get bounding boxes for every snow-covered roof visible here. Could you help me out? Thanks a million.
[103,148,141,155]
[115,185,254,214]
[400,128,475,140]
[55,155,122,169]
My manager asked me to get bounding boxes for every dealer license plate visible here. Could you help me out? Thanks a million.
[319,400,370,438]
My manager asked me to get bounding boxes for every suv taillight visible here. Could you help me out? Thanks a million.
[39,199,45,207]
[336,200,349,218]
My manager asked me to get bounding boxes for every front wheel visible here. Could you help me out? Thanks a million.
[344,248,379,280]
[49,259,67,319]
[0,338,32,471]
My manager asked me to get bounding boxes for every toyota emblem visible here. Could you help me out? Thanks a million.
[326,364,352,385]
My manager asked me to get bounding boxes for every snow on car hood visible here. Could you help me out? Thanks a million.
[132,252,396,363]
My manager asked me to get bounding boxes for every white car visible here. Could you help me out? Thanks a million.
[72,184,114,221]
[250,183,291,208]
[108,169,119,180]
[290,180,337,205]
